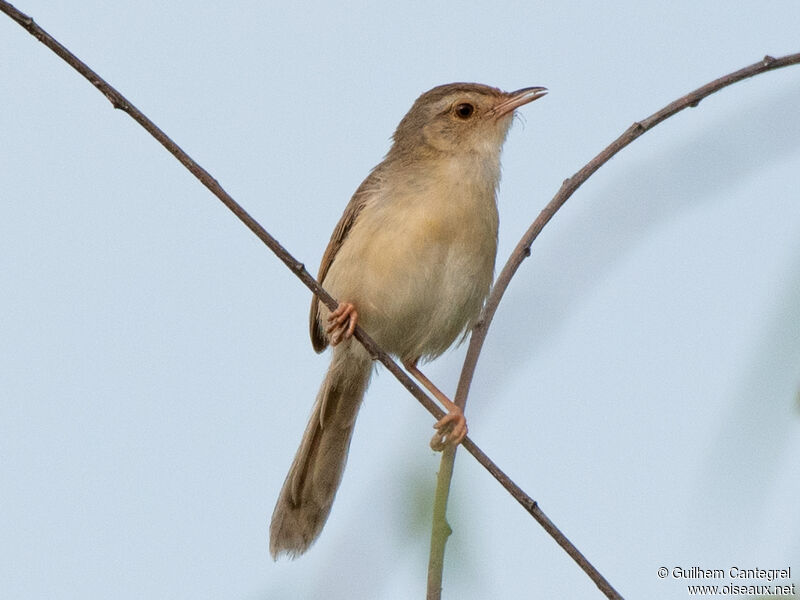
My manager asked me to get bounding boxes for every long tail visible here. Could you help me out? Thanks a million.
[269,343,372,558]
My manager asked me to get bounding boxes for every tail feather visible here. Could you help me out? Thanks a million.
[270,343,372,558]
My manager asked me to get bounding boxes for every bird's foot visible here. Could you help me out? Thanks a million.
[403,358,468,451]
[430,406,467,451]
[326,302,358,345]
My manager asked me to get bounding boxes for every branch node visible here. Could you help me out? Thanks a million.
[437,519,452,538]
[763,54,777,65]
[688,96,702,108]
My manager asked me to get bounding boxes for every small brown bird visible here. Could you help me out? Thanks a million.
[270,82,546,558]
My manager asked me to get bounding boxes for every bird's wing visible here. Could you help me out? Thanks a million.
[309,170,380,352]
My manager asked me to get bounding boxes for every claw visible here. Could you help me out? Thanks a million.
[430,409,467,451]
[326,302,358,346]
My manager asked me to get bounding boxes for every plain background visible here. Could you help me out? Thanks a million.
[2,1,799,598]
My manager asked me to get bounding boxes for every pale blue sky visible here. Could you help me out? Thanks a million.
[2,1,799,598]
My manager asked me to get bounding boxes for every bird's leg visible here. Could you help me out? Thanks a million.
[403,359,467,451]
[326,302,358,346]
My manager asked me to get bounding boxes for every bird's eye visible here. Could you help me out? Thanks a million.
[454,103,474,119]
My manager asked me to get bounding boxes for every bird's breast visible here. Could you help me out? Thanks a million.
[323,164,499,360]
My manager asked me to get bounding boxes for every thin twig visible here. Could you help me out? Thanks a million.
[0,1,619,592]
[427,51,800,600]
[0,1,442,420]
[460,53,800,403]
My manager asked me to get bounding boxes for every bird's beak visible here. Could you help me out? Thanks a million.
[490,86,548,118]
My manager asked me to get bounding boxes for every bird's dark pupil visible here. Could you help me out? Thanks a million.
[456,103,474,118]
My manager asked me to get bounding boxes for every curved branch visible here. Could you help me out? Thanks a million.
[457,52,800,405]
[427,51,800,600]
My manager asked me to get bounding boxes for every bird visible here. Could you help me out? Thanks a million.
[269,82,547,558]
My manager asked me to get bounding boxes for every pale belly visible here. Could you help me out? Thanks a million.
[322,190,498,361]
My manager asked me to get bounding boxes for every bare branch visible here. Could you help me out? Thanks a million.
[427,51,800,600]
[458,52,800,407]
[1,1,607,586]
[0,1,446,421]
